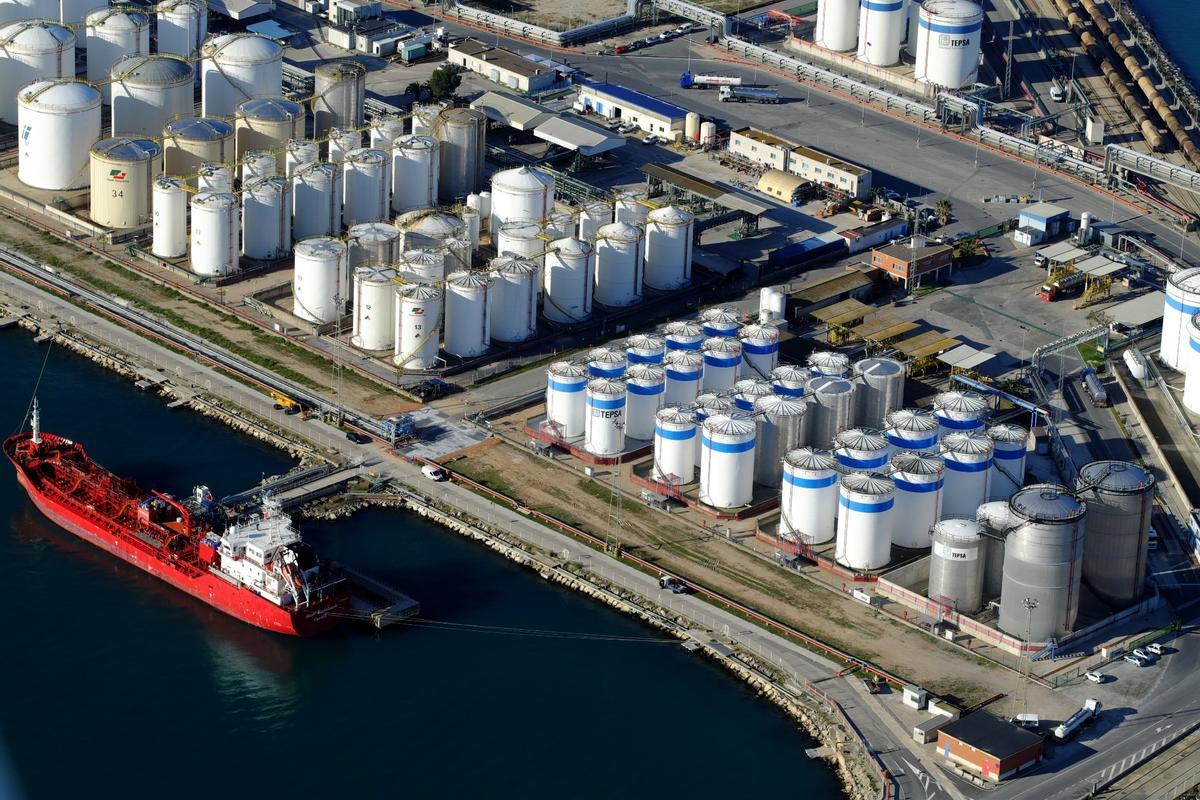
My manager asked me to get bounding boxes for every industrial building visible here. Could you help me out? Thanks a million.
[1013,201,1073,246]
[729,128,792,172]
[448,39,561,94]
[787,144,873,200]
[936,713,1044,782]
[869,237,954,289]
[839,217,909,254]
[574,83,688,140]
[755,170,812,205]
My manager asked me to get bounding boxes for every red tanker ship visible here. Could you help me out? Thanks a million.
[4,402,348,636]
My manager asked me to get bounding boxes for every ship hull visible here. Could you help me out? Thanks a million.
[12,465,342,637]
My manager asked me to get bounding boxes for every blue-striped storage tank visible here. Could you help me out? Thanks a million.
[884,408,939,455]
[933,390,987,439]
[779,448,839,544]
[546,361,588,439]
[662,320,704,351]
[652,406,697,485]
[699,413,756,508]
[940,430,993,519]
[584,377,626,456]
[587,345,626,378]
[834,428,889,471]
[770,364,808,398]
[986,423,1027,501]
[663,349,703,407]
[624,364,664,440]
[702,336,742,393]
[1162,268,1200,370]
[693,392,734,467]
[739,323,780,378]
[625,333,665,365]
[889,451,943,548]
[857,0,906,66]
[836,472,895,569]
[732,378,773,412]
[700,306,741,337]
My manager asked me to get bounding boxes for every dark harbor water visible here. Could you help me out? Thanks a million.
[0,330,843,799]
[1132,0,1200,87]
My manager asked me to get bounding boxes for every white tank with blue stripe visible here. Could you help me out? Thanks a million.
[889,450,943,548]
[701,336,742,393]
[1164,269,1200,370]
[624,364,664,440]
[933,390,987,438]
[939,430,992,519]
[739,323,780,378]
[780,447,839,544]
[584,377,626,456]
[834,428,890,471]
[699,413,756,508]
[986,423,1027,501]
[884,407,939,455]
[836,472,895,569]
[663,349,703,407]
[545,360,588,439]
[653,406,696,485]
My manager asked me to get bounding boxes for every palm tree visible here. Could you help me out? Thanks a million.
[405,81,424,101]
[935,198,953,226]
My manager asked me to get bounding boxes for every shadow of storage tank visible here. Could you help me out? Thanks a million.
[1075,461,1153,607]
[929,518,985,614]
[999,484,1086,641]
[89,137,161,229]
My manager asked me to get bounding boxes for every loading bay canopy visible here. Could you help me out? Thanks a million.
[641,164,772,217]
[810,298,871,327]
[470,92,624,155]
[938,344,996,371]
[851,314,918,344]
[893,330,960,360]
[1108,290,1165,329]
[790,271,873,306]
[1073,253,1125,278]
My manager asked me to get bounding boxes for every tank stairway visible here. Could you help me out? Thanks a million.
[338,565,421,629]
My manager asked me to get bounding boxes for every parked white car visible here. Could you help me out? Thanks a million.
[1085,671,1106,683]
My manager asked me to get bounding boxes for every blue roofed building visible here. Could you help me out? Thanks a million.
[573,83,688,141]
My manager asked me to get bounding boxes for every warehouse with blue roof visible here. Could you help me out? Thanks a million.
[573,83,689,141]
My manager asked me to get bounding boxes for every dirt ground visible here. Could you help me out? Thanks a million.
[0,214,407,417]
[462,0,627,30]
[447,436,1073,716]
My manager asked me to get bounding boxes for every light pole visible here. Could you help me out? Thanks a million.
[1020,596,1039,713]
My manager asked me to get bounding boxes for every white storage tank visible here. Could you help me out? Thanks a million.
[652,406,697,486]
[200,33,283,118]
[758,286,787,323]
[89,137,161,229]
[444,270,493,358]
[663,320,704,351]
[754,394,808,486]
[625,364,665,441]
[241,176,291,261]
[987,423,1027,501]
[488,256,538,343]
[342,148,389,226]
[494,220,544,272]
[584,377,627,456]
[398,248,445,282]
[327,127,361,164]
[889,451,944,548]
[644,206,694,291]
[593,222,645,307]
[543,238,594,323]
[409,103,441,136]
[857,0,905,66]
[853,357,905,428]
[545,360,588,439]
[780,448,839,544]
[189,191,239,277]
[739,323,780,378]
[109,54,194,138]
[151,176,187,258]
[835,472,895,570]
[162,117,234,179]
[461,208,481,252]
[156,0,207,59]
[914,0,984,89]
[699,414,756,508]
[615,191,649,225]
[906,0,922,56]
[435,107,486,201]
[928,518,985,613]
[1162,268,1200,370]
[1186,313,1200,412]
[808,350,850,377]
[85,8,150,102]
[369,113,405,151]
[701,337,742,392]
[292,161,342,240]
[834,428,890,471]
[806,376,855,448]
[884,407,939,454]
[490,166,554,234]
[770,364,809,398]
[663,349,704,407]
[578,201,612,241]
[348,222,400,272]
[733,377,773,412]
[933,390,988,438]
[685,112,700,143]
[292,237,347,324]
[940,430,993,519]
[695,393,735,423]
[197,163,233,193]
[394,282,442,369]
[398,209,465,251]
[587,346,626,378]
[350,265,396,351]
[18,79,101,191]
[815,0,858,50]
[626,334,664,365]
[237,97,304,159]
[0,19,75,124]
[545,209,574,241]
[285,138,320,177]
[312,60,366,138]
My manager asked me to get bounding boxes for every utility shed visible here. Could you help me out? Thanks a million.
[1019,202,1072,237]
[936,713,1044,783]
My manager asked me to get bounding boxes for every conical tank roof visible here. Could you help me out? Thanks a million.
[294,236,345,257]
[625,364,664,382]
[934,390,987,413]
[740,323,779,342]
[886,408,938,432]
[755,394,807,416]
[771,364,809,382]
[647,205,694,225]
[942,430,993,455]
[785,447,837,471]
[588,346,624,364]
[1009,484,1085,522]
[587,377,626,396]
[836,428,888,451]
[489,255,537,275]
[348,221,400,242]
[492,165,553,191]
[891,451,944,475]
[346,147,387,165]
[664,349,703,366]
[552,237,592,257]
[841,472,894,495]
[701,306,739,323]
[809,350,850,370]
[702,413,755,436]
[656,406,695,424]
[395,134,438,152]
[626,333,663,350]
[987,423,1027,444]
[548,360,587,378]
[398,281,442,301]
[447,269,493,289]
[663,320,703,337]
[733,378,772,396]
[597,221,642,242]
[703,336,741,353]
[695,393,734,413]
[401,210,463,236]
